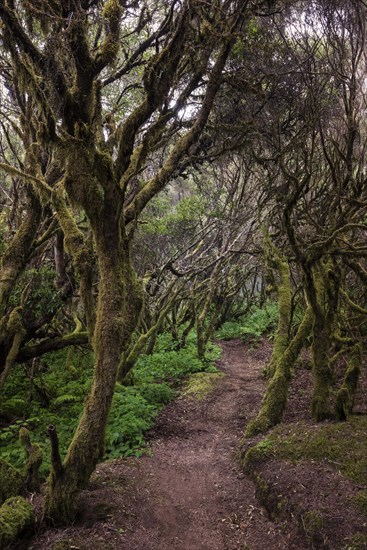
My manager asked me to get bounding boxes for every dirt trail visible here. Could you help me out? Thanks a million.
[31,340,302,550]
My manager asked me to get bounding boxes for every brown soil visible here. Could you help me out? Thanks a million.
[23,340,366,550]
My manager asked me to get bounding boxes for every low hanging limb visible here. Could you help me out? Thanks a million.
[47,425,63,478]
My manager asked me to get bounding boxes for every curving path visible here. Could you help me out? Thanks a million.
[31,340,301,549]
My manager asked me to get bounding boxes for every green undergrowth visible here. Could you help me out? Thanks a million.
[1,331,221,476]
[243,415,367,484]
[215,302,278,341]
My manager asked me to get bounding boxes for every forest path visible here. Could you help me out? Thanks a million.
[31,340,298,550]
[115,339,292,550]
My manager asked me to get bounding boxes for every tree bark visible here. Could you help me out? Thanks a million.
[246,305,313,436]
[44,235,142,524]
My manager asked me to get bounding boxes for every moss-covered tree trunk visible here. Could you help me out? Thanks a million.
[311,314,333,420]
[0,185,41,387]
[305,260,340,421]
[118,296,173,383]
[246,305,313,436]
[197,261,223,359]
[335,343,362,421]
[44,233,142,524]
[261,231,292,378]
[245,232,299,436]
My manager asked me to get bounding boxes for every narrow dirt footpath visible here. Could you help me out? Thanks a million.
[117,340,292,550]
[31,341,301,549]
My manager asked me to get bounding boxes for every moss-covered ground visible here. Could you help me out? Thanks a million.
[243,415,367,549]
[244,415,367,484]
[181,372,225,400]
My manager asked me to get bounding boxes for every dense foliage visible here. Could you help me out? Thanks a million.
[1,331,221,473]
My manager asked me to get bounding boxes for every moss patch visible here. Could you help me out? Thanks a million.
[242,416,367,548]
[352,491,367,516]
[0,459,24,504]
[243,438,274,473]
[301,510,324,546]
[244,416,367,484]
[0,496,35,547]
[181,372,224,400]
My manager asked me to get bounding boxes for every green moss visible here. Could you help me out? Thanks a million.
[181,372,224,400]
[251,471,288,522]
[244,416,367,484]
[103,0,122,21]
[245,415,272,437]
[335,344,362,421]
[243,438,273,473]
[352,491,367,516]
[0,496,35,547]
[254,472,270,500]
[0,459,23,505]
[301,510,324,545]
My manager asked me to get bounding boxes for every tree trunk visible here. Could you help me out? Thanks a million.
[118,297,172,383]
[335,343,362,421]
[307,261,340,421]
[246,305,313,436]
[311,318,333,421]
[43,239,142,524]
[261,230,291,378]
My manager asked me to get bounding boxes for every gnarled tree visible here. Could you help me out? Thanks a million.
[0,0,251,523]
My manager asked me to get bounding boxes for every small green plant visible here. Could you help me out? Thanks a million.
[105,388,158,459]
[215,320,244,340]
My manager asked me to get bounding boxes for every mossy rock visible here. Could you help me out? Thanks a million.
[182,372,224,400]
[0,496,35,548]
[0,459,24,505]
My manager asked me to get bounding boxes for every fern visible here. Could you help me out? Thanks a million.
[52,394,79,407]
[216,302,278,341]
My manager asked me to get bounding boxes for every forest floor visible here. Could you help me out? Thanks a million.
[25,339,367,550]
